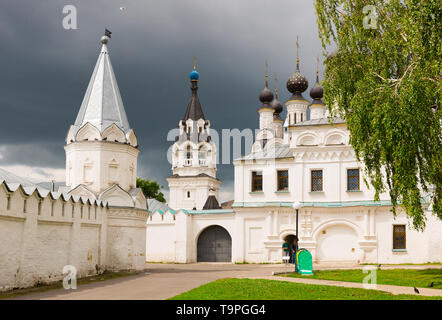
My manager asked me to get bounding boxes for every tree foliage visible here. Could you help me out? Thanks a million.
[315,0,441,230]
[136,177,166,203]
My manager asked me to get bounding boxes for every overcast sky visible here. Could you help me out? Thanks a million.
[0,0,327,202]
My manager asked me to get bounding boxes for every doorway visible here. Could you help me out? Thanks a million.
[197,225,232,262]
[283,235,297,263]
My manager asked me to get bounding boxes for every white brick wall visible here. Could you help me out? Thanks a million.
[0,183,147,291]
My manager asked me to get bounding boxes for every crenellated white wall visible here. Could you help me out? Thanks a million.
[0,182,148,292]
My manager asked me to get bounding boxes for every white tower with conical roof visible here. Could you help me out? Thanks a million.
[65,34,139,194]
[167,64,221,210]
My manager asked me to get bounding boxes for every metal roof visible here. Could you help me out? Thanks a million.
[292,117,346,127]
[168,173,221,181]
[232,200,394,208]
[147,198,172,214]
[0,167,39,187]
[183,80,205,121]
[203,195,221,210]
[0,168,106,206]
[72,37,131,134]
[236,144,293,161]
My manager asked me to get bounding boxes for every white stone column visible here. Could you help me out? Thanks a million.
[233,215,245,262]
[370,209,376,236]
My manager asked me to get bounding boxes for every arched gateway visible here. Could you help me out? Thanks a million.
[197,225,232,262]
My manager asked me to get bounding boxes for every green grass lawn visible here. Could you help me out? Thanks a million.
[286,268,442,289]
[169,278,442,300]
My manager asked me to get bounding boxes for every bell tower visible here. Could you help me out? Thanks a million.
[167,61,221,210]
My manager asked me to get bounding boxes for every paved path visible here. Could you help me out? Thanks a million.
[11,263,289,300]
[8,263,442,300]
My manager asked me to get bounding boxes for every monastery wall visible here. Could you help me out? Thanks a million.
[146,210,235,263]
[0,182,147,291]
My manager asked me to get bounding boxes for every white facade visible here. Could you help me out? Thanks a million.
[146,61,442,265]
[65,139,138,194]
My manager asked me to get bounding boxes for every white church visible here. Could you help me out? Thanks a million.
[0,33,441,292]
[146,48,442,265]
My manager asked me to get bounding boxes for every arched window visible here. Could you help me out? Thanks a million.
[199,145,208,166]
[129,163,135,188]
[108,159,119,184]
[83,158,93,184]
[186,146,192,159]
[185,146,193,166]
[199,145,206,159]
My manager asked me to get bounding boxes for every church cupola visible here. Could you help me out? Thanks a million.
[65,30,139,194]
[178,59,211,145]
[309,58,326,120]
[168,59,221,211]
[271,76,284,138]
[272,76,283,120]
[258,60,274,107]
[258,60,275,133]
[286,60,309,102]
[284,37,309,127]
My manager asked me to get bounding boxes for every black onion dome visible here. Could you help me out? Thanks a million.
[310,81,323,100]
[272,97,283,114]
[287,70,308,93]
[259,86,274,104]
[310,74,325,105]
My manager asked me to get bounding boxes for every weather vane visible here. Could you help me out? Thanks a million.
[316,56,320,76]
[274,75,279,98]
[296,36,300,68]
[105,28,112,38]
[265,59,269,86]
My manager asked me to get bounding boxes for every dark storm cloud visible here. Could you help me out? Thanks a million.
[0,0,325,200]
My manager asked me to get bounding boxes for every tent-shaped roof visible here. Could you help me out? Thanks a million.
[203,195,221,210]
[72,35,131,134]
